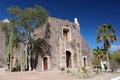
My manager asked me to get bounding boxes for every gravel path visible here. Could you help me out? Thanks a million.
[88,73,120,80]
[0,68,120,80]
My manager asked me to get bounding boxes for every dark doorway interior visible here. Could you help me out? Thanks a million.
[83,57,86,67]
[66,51,72,68]
[63,28,69,40]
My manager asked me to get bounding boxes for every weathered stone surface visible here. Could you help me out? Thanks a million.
[34,17,90,71]
[0,24,6,67]
[80,35,91,66]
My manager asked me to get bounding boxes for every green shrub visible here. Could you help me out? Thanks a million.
[82,67,89,77]
[94,70,99,74]
[82,67,88,73]
[12,65,21,72]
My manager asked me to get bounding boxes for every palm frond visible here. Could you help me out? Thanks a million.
[96,24,117,49]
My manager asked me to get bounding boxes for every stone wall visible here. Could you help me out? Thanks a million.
[34,17,90,71]
[0,24,6,67]
[80,35,91,66]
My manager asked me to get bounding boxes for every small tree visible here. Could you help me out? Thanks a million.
[92,46,106,67]
[110,50,120,66]
[7,5,48,71]
[92,47,101,67]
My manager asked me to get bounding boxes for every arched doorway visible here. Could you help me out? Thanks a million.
[43,57,48,70]
[83,57,86,67]
[66,51,72,68]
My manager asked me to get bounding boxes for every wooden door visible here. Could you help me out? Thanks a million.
[43,57,48,70]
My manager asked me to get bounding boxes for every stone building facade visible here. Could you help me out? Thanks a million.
[0,17,90,71]
[34,17,90,71]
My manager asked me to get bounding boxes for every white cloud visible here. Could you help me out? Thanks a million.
[2,18,10,23]
[111,45,120,51]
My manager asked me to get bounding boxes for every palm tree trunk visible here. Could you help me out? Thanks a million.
[28,43,31,71]
[104,40,110,71]
[28,32,33,71]
[106,51,110,70]
[20,49,23,71]
[28,54,31,71]
[25,44,28,70]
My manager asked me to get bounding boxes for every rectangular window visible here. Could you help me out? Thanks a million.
[63,28,69,40]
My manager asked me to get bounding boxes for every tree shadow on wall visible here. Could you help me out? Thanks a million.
[29,38,51,70]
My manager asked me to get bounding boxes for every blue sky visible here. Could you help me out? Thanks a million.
[0,0,120,52]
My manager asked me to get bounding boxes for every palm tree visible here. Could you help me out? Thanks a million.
[96,24,117,69]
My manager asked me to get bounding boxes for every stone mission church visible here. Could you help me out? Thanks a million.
[34,17,90,71]
[0,17,90,71]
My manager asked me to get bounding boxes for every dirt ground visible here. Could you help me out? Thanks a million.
[0,71,79,80]
[0,68,120,80]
